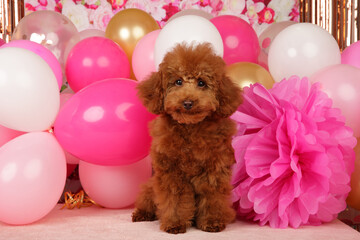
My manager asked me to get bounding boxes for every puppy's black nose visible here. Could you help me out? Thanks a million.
[183,100,193,110]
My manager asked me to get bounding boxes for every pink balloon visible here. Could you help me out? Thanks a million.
[54,78,155,166]
[79,155,152,209]
[0,124,25,147]
[132,30,160,82]
[64,29,105,64]
[60,92,80,165]
[0,132,66,225]
[342,41,360,69]
[0,38,5,46]
[210,15,260,65]
[310,64,360,137]
[2,40,63,89]
[66,37,130,92]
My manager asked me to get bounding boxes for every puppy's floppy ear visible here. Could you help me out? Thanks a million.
[216,74,242,118]
[137,71,164,115]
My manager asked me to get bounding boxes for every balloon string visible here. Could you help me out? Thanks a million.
[61,190,102,209]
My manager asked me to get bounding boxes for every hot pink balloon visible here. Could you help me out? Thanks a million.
[79,155,152,209]
[0,124,24,147]
[210,15,260,65]
[60,92,80,165]
[310,64,360,137]
[132,29,160,82]
[341,41,360,69]
[64,29,105,63]
[0,38,5,46]
[66,37,130,92]
[54,78,155,166]
[0,132,66,225]
[2,40,63,89]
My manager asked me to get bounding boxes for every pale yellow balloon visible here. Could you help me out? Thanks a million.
[346,138,360,210]
[226,62,275,89]
[105,9,160,79]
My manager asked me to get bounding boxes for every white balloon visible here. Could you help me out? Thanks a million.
[154,15,223,69]
[268,23,341,82]
[0,47,60,132]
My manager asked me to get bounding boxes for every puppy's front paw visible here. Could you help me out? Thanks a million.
[162,223,187,234]
[199,221,226,232]
[132,209,157,222]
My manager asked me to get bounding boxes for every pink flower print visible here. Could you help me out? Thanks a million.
[245,0,265,25]
[290,5,299,21]
[25,3,36,11]
[111,0,127,10]
[209,0,223,13]
[38,0,47,6]
[258,7,274,24]
[162,3,180,22]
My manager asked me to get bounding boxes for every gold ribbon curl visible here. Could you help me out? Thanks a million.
[61,190,102,209]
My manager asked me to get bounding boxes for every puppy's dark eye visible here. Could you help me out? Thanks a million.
[198,80,206,87]
[175,79,183,86]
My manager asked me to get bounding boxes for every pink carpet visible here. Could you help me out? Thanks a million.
[0,204,359,240]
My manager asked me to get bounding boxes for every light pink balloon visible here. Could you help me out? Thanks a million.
[79,155,152,209]
[132,30,160,82]
[0,132,66,225]
[0,124,24,147]
[341,41,360,69]
[60,92,80,165]
[2,40,63,89]
[310,64,360,137]
[54,79,155,166]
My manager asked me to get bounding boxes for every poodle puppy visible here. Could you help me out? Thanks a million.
[132,43,242,234]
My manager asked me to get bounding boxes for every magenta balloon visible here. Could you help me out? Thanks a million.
[2,40,63,89]
[210,15,260,65]
[0,38,5,46]
[132,29,160,82]
[66,37,130,92]
[79,155,152,209]
[0,132,66,225]
[342,41,360,69]
[54,78,155,166]
[310,64,360,137]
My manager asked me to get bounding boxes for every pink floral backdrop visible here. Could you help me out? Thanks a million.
[24,0,299,34]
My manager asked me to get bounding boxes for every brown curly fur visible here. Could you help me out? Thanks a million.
[132,43,242,234]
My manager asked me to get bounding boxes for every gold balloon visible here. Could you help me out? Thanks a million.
[346,138,360,210]
[226,62,275,89]
[105,8,160,80]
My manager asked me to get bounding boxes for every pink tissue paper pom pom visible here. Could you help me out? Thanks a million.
[231,76,356,228]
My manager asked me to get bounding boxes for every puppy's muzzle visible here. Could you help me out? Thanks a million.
[183,100,193,110]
